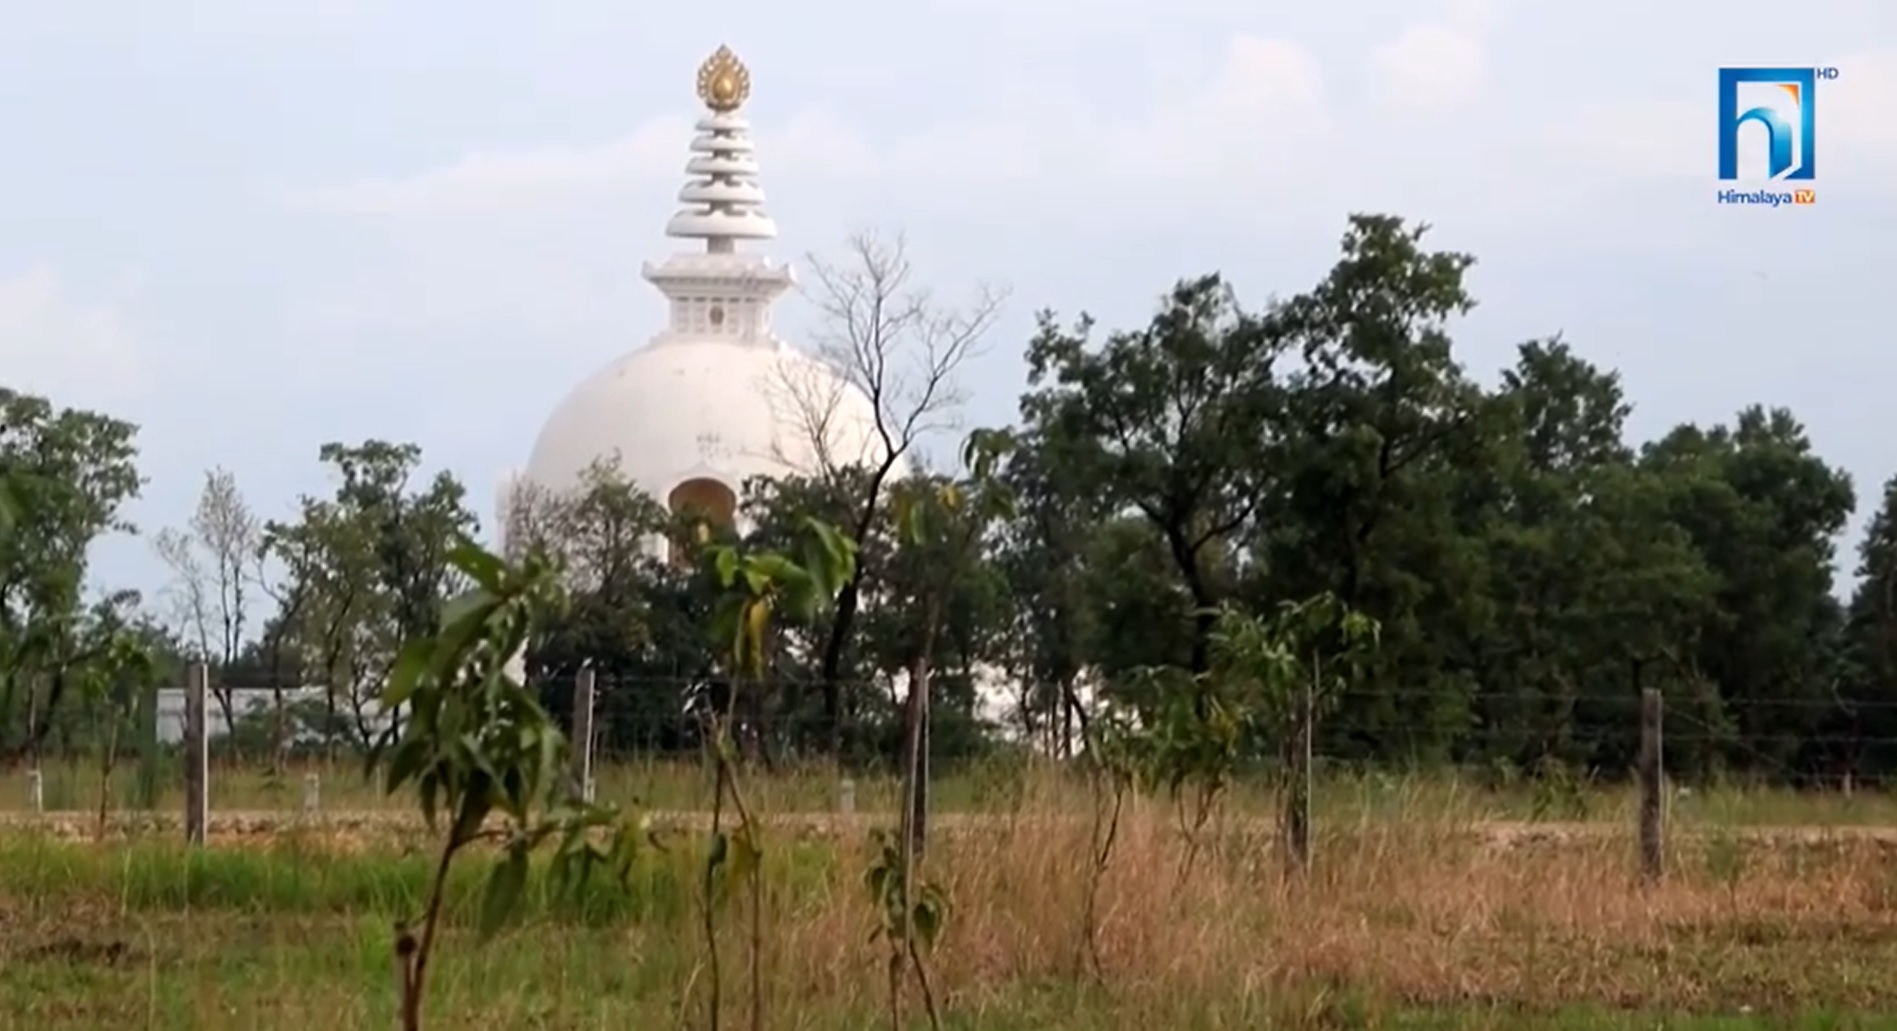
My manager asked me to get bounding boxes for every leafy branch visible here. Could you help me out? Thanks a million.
[704,516,857,1031]
[874,428,1016,1031]
[865,827,946,1031]
[372,539,640,1031]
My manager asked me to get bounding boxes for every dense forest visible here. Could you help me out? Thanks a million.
[3,214,1893,785]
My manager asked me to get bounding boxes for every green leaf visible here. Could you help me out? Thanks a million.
[439,587,497,629]
[451,785,492,847]
[429,601,499,679]
[711,546,740,587]
[538,726,565,800]
[805,517,852,582]
[459,732,502,786]
[891,491,922,546]
[607,831,638,887]
[384,736,430,793]
[479,847,530,939]
[381,638,434,709]
[911,899,943,947]
[743,601,771,668]
[726,825,761,889]
[547,848,585,900]
[448,539,508,591]
[865,863,891,900]
[936,481,964,514]
[419,771,441,828]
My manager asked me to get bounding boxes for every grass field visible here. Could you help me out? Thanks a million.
[5,760,1897,1028]
[11,753,1897,826]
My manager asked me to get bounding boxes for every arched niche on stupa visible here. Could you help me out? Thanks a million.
[667,477,739,569]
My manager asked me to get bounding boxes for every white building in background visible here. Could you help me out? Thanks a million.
[151,687,396,746]
[495,46,898,560]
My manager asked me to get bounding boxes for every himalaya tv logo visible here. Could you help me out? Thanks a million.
[1716,66,1836,208]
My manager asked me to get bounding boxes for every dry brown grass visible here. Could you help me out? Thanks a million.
[6,772,1897,1027]
[770,800,1897,1016]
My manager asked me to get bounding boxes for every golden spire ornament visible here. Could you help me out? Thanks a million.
[695,45,751,113]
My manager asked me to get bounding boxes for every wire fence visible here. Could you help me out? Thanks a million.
[7,670,1897,830]
[20,674,1897,753]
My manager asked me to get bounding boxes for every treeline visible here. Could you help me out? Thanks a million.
[2,213,1894,784]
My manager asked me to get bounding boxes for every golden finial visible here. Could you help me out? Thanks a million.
[695,45,751,113]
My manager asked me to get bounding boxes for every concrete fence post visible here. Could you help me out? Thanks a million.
[1638,688,1665,882]
[571,668,597,802]
[183,661,209,846]
[1283,675,1315,872]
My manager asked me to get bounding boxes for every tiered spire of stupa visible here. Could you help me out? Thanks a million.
[664,46,777,252]
[641,45,794,350]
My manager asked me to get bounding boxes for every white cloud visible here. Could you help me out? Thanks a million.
[1538,100,1702,180]
[0,266,147,404]
[12,0,386,43]
[1099,35,1328,181]
[288,33,1330,218]
[1443,0,1502,34]
[784,33,1327,191]
[1825,50,1897,149]
[288,116,694,216]
[1369,24,1487,108]
[1366,0,1501,110]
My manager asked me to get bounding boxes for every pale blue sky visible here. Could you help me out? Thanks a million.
[1,0,1892,605]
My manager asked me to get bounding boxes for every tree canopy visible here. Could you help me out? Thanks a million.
[5,212,1889,785]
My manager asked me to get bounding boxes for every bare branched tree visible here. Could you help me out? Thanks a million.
[153,467,259,740]
[501,478,561,563]
[152,529,211,658]
[769,229,1008,752]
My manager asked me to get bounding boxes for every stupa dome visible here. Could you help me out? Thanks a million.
[523,339,885,520]
[506,46,897,547]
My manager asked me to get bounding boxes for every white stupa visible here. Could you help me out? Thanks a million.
[499,46,892,558]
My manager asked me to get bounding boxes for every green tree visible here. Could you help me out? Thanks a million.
[1837,475,1897,780]
[1460,341,1718,772]
[263,440,476,751]
[508,457,718,754]
[1252,215,1493,760]
[738,470,882,751]
[0,388,143,762]
[989,431,1101,752]
[1019,274,1284,675]
[1644,407,1855,772]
